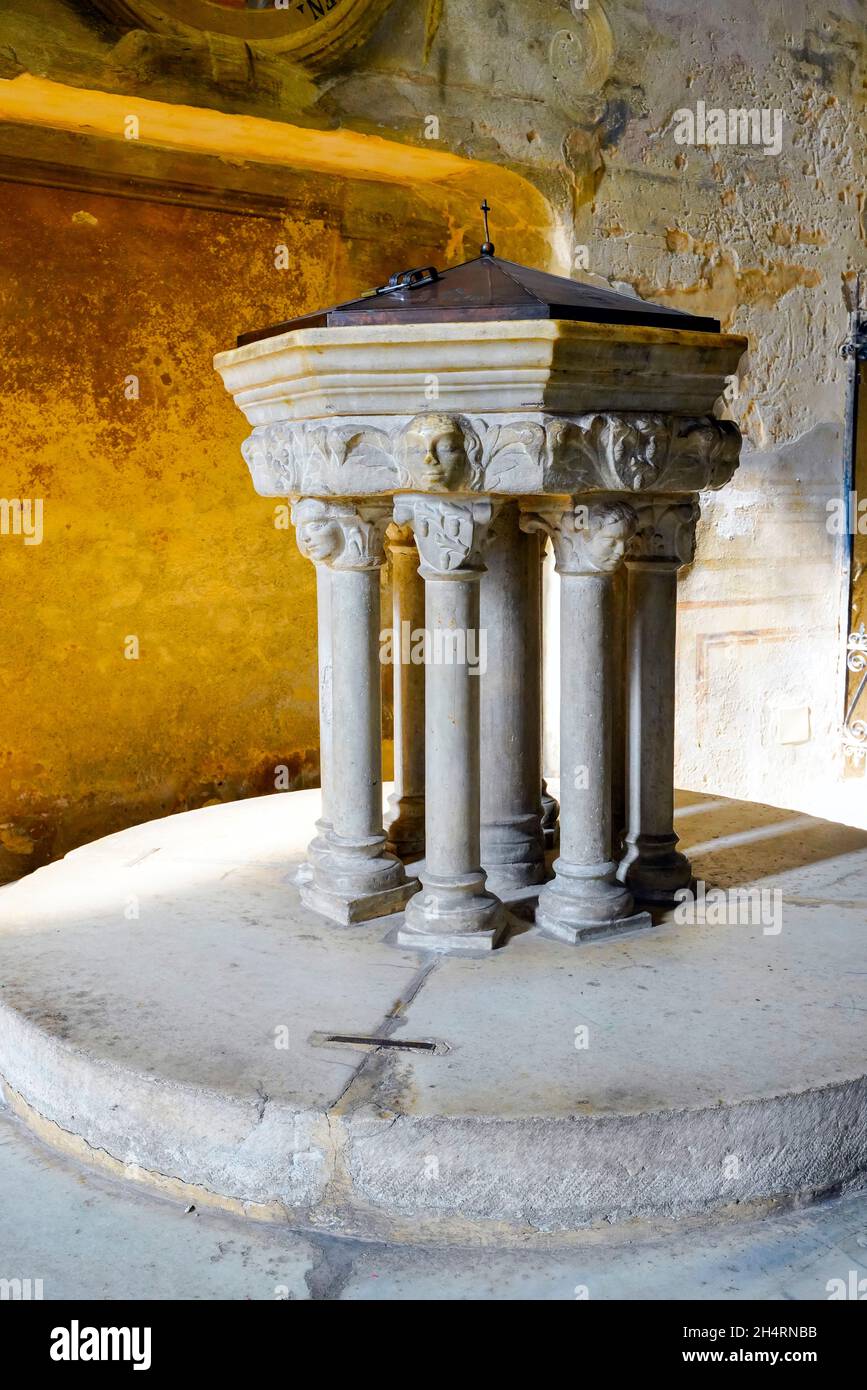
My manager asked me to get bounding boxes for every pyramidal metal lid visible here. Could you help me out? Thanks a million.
[237,247,719,347]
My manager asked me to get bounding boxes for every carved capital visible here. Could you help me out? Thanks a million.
[627,497,700,568]
[393,495,494,578]
[243,412,741,500]
[385,520,416,551]
[290,498,390,572]
[521,499,638,576]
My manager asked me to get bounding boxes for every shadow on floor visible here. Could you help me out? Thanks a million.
[673,792,867,898]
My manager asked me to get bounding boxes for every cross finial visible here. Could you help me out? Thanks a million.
[480,199,494,257]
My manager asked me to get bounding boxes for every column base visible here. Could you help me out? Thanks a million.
[481,816,546,895]
[541,786,559,850]
[617,834,694,906]
[294,825,332,887]
[301,838,418,925]
[535,858,650,942]
[411,866,543,921]
[300,875,419,926]
[536,904,652,944]
[384,793,425,859]
[483,863,547,897]
[396,871,508,954]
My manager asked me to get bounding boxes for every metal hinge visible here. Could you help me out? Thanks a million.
[375,266,440,295]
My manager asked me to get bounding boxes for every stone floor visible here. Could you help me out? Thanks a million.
[0,784,865,1246]
[1,1104,866,1300]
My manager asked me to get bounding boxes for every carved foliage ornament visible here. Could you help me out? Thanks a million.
[243,412,741,499]
[393,497,494,578]
[628,498,701,567]
[90,0,394,72]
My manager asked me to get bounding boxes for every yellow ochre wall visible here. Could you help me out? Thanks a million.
[1,175,540,881]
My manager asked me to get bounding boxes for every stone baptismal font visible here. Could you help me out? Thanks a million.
[216,217,746,955]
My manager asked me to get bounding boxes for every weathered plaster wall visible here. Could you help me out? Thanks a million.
[0,175,520,880]
[346,0,866,826]
[337,0,866,827]
[1,0,865,875]
[566,0,865,828]
[0,181,325,880]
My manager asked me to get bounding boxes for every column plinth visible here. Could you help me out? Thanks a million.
[617,498,699,906]
[480,504,545,894]
[393,496,507,953]
[292,500,418,925]
[522,501,651,944]
[384,524,426,858]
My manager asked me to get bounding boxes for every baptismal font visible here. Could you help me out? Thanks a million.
[216,217,746,953]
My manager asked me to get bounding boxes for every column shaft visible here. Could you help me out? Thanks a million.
[558,573,611,867]
[330,567,383,846]
[394,494,506,953]
[540,539,560,846]
[385,530,425,857]
[315,562,333,831]
[292,498,417,925]
[609,563,628,859]
[425,575,481,879]
[480,505,545,891]
[628,563,677,841]
[617,497,699,904]
[296,560,333,886]
[525,499,649,944]
[618,563,692,901]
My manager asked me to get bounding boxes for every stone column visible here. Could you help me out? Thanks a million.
[392,495,507,952]
[384,523,425,858]
[290,500,333,886]
[609,562,628,861]
[617,497,699,905]
[540,536,559,848]
[522,499,650,943]
[540,783,559,850]
[292,499,417,925]
[480,502,545,894]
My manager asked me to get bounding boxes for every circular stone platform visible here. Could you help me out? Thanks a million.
[0,788,865,1244]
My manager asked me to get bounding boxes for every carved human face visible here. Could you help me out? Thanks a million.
[296,514,342,564]
[404,416,466,490]
[587,518,632,572]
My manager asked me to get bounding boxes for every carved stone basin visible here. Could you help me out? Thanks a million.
[216,319,743,426]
